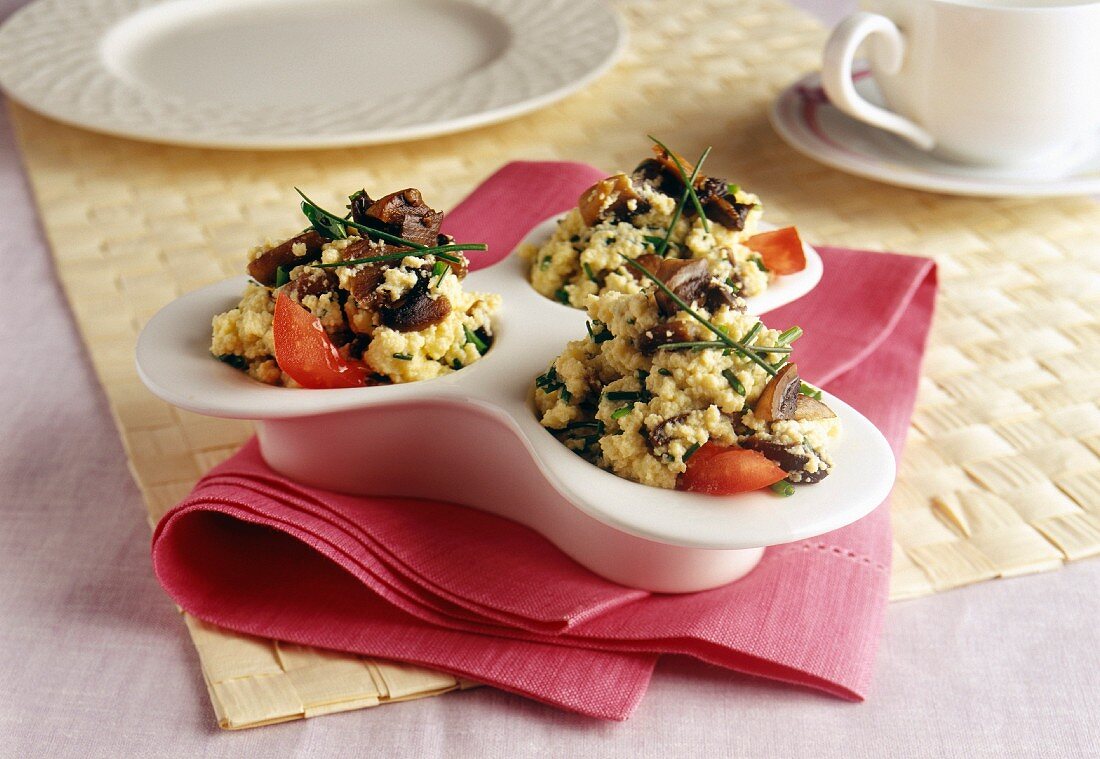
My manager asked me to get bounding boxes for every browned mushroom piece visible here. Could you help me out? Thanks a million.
[380,272,452,332]
[792,394,837,421]
[637,320,694,354]
[633,158,684,198]
[285,269,338,301]
[348,263,388,310]
[577,174,650,226]
[357,188,444,247]
[703,195,752,231]
[348,190,375,225]
[739,438,830,483]
[653,258,712,316]
[626,253,664,281]
[246,229,326,286]
[647,413,689,448]
[754,363,801,422]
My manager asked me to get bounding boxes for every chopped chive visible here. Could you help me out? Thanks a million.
[565,420,604,431]
[725,276,741,292]
[605,391,642,401]
[215,353,248,370]
[452,358,463,370]
[392,353,413,361]
[742,322,763,344]
[658,368,672,376]
[540,256,552,270]
[315,246,471,268]
[753,345,792,354]
[682,442,702,461]
[554,287,571,304]
[432,260,450,287]
[561,388,573,403]
[770,480,795,497]
[274,266,291,288]
[643,235,666,248]
[569,235,580,243]
[722,369,746,395]
[800,382,822,400]
[463,326,488,354]
[611,406,633,420]
[771,356,790,371]
[777,326,803,344]
[656,341,729,351]
[582,262,599,284]
[727,183,741,195]
[302,201,349,241]
[753,256,768,272]
[586,321,613,344]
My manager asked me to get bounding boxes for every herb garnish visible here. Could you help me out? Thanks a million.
[622,254,778,375]
[771,480,795,497]
[611,406,633,420]
[800,382,822,400]
[586,320,614,344]
[682,441,702,461]
[274,266,291,288]
[392,353,413,361]
[651,143,712,256]
[649,136,710,234]
[464,326,488,354]
[297,189,487,264]
[722,369,746,395]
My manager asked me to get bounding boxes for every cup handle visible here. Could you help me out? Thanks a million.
[821,12,935,150]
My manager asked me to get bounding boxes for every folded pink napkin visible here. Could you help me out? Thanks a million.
[152,162,937,720]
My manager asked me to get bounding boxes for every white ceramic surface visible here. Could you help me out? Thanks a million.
[136,223,894,592]
[771,71,1100,197]
[821,0,1100,171]
[0,0,624,149]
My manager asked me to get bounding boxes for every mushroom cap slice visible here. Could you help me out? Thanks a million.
[753,363,800,422]
[577,173,647,226]
[792,394,837,421]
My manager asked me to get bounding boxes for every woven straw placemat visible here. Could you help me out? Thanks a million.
[10,0,1100,729]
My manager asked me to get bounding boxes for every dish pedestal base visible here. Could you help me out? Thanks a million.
[257,409,765,594]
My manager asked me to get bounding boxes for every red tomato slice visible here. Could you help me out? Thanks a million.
[745,226,807,275]
[273,291,367,389]
[679,446,787,495]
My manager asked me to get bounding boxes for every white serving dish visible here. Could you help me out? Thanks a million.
[136,217,894,592]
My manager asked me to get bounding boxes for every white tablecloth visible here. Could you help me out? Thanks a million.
[0,1,1097,756]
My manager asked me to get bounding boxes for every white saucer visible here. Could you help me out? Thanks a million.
[135,217,894,592]
[770,71,1100,198]
[0,0,624,150]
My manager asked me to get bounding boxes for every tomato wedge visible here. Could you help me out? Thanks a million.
[272,291,367,389]
[745,226,807,275]
[679,445,787,495]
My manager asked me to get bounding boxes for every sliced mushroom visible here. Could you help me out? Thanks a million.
[577,174,649,226]
[380,272,452,332]
[653,258,711,316]
[247,229,325,285]
[637,320,694,354]
[792,394,837,421]
[349,263,388,309]
[739,438,830,483]
[626,253,664,281]
[754,363,800,422]
[285,269,338,301]
[356,188,444,247]
[703,195,753,231]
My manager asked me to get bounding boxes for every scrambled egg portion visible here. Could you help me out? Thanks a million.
[211,236,500,387]
[523,175,769,309]
[533,286,840,490]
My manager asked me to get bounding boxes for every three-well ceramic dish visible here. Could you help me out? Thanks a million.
[136,216,895,592]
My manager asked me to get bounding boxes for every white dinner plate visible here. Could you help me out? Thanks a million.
[0,0,625,149]
[770,71,1100,198]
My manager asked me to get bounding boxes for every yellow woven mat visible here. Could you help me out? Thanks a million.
[10,0,1100,729]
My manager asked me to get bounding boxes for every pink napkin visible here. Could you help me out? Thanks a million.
[152,162,937,720]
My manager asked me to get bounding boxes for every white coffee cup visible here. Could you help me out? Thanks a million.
[821,0,1100,170]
